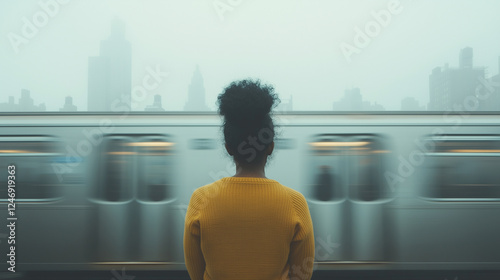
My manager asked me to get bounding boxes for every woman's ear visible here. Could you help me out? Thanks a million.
[267,141,274,156]
[225,143,233,156]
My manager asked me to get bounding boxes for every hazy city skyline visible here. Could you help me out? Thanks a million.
[1,0,500,111]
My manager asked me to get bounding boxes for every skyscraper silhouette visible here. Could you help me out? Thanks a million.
[60,96,77,111]
[332,88,385,111]
[459,47,473,69]
[145,95,165,111]
[0,89,45,112]
[480,56,500,111]
[429,47,485,111]
[184,65,209,111]
[88,20,131,111]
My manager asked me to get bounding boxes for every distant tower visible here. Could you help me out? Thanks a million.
[145,94,165,111]
[184,66,209,111]
[0,96,16,112]
[346,88,363,110]
[459,47,473,69]
[88,19,132,111]
[18,89,34,111]
[333,87,384,111]
[429,47,485,110]
[487,57,500,111]
[16,89,45,111]
[60,96,77,111]
[333,88,363,111]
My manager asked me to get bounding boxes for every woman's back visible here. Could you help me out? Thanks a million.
[183,80,315,280]
[184,177,314,280]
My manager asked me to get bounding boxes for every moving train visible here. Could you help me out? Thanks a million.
[0,112,499,278]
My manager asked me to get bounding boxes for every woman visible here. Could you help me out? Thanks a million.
[184,80,315,280]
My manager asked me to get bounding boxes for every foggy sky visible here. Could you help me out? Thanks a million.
[1,0,500,111]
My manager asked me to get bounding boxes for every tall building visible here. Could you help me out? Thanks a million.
[0,96,16,112]
[333,88,362,111]
[333,88,385,111]
[459,47,473,68]
[18,89,34,111]
[480,56,500,111]
[60,96,77,111]
[184,66,209,111]
[428,47,485,111]
[88,20,131,111]
[145,95,165,111]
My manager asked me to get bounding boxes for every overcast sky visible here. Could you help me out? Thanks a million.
[1,0,500,111]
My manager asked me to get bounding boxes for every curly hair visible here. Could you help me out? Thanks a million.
[217,79,280,165]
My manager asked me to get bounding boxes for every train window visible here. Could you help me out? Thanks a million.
[308,136,345,202]
[423,136,500,200]
[308,135,391,202]
[96,135,176,202]
[98,137,135,202]
[189,139,216,150]
[136,137,175,202]
[0,136,61,200]
[348,136,391,202]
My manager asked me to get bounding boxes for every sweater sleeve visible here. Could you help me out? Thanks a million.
[288,191,315,280]
[183,189,206,280]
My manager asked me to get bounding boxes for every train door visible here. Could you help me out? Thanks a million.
[307,136,346,261]
[136,136,176,261]
[347,136,392,261]
[93,136,134,261]
[92,135,176,263]
[307,135,392,262]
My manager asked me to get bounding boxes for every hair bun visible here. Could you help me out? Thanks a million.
[218,80,279,127]
[217,79,280,164]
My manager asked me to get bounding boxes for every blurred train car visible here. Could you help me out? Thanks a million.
[0,112,499,277]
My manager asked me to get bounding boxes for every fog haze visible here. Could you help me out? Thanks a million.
[1,0,500,111]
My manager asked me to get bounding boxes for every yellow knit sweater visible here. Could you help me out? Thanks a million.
[184,177,315,280]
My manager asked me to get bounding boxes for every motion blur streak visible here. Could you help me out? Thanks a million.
[0,113,499,276]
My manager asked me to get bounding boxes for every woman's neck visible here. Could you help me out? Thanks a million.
[233,163,266,178]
